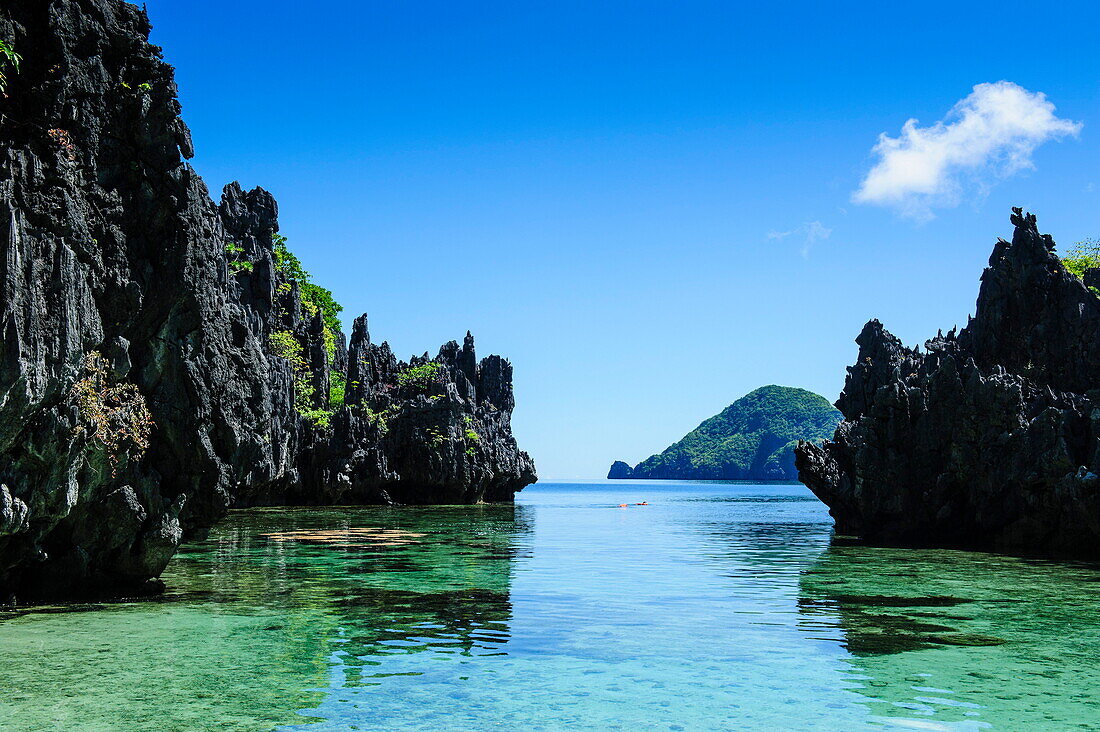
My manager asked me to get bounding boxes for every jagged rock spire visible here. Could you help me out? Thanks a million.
[346,314,373,405]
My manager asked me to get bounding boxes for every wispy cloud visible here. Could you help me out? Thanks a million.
[768,221,832,258]
[853,81,1081,219]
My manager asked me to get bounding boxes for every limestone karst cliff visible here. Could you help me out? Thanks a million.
[0,0,534,600]
[796,209,1100,556]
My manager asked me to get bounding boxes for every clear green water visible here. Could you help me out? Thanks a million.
[2,481,1100,731]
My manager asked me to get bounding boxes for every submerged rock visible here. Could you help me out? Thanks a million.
[0,0,534,600]
[796,209,1100,556]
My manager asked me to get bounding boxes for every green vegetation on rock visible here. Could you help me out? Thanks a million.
[225,242,253,274]
[0,40,22,94]
[624,385,841,481]
[268,329,316,416]
[329,371,346,409]
[272,233,343,334]
[268,234,349,428]
[1060,239,1100,278]
[1060,239,1100,297]
[397,361,441,390]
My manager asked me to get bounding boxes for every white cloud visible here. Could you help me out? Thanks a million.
[853,81,1081,219]
[768,221,831,258]
[801,221,831,258]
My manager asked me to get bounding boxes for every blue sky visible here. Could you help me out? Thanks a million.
[145,0,1100,478]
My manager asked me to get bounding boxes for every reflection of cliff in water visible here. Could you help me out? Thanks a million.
[797,542,1005,656]
[0,504,532,730]
[167,504,533,684]
[796,540,1100,728]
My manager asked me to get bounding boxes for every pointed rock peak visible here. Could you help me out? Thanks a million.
[457,331,478,383]
[1008,207,1057,256]
[219,183,279,238]
[248,186,278,215]
[1010,206,1036,232]
[223,181,244,201]
[608,461,634,480]
[437,340,461,362]
[856,319,902,351]
[347,314,372,353]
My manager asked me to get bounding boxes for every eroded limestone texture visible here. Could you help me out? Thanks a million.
[0,0,534,599]
[797,209,1100,556]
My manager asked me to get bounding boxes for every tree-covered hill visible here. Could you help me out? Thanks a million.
[610,385,841,481]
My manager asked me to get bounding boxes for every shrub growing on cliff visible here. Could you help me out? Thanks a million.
[1061,239,1100,278]
[0,40,21,95]
[302,283,342,336]
[70,352,153,473]
[269,330,306,370]
[463,414,481,442]
[225,242,253,274]
[272,234,343,334]
[397,362,441,391]
[1060,239,1100,297]
[299,406,333,429]
[363,406,397,435]
[271,234,346,415]
[269,329,333,428]
[47,128,77,161]
[268,232,352,428]
[464,418,481,456]
[329,372,346,409]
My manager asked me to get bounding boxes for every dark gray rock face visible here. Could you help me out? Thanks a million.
[796,209,1100,556]
[607,461,634,480]
[0,0,534,600]
[251,327,537,507]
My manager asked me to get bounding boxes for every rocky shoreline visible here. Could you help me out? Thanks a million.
[0,0,534,600]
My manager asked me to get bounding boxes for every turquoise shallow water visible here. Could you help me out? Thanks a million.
[2,480,1100,730]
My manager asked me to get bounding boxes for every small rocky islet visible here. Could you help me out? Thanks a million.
[0,0,534,601]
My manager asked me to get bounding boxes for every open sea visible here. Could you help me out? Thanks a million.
[1,480,1098,730]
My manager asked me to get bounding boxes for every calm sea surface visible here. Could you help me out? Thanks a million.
[1,480,1099,730]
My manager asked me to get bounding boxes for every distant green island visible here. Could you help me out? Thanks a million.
[609,385,841,481]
